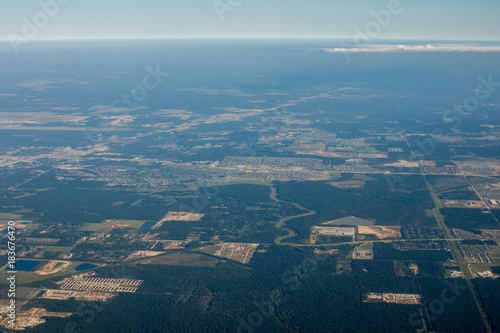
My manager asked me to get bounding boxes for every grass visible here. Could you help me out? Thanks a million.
[26,238,60,244]
[137,251,220,267]
[13,193,38,200]
[44,246,74,253]
[12,287,40,300]
[357,242,374,252]
[469,263,494,272]
[0,270,46,285]
[12,208,35,213]
[131,199,144,207]
[227,178,273,185]
[0,212,23,223]
[329,180,366,189]
[80,219,147,232]
[429,176,470,193]
[80,223,106,232]
[21,222,38,231]
[201,249,218,255]
[425,209,436,217]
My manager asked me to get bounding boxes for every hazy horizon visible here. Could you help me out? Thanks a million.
[2,0,500,43]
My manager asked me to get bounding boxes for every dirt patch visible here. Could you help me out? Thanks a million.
[161,211,204,222]
[35,260,71,275]
[358,226,401,239]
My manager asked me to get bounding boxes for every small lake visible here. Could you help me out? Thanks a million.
[9,260,41,272]
[75,263,98,271]
[140,221,156,229]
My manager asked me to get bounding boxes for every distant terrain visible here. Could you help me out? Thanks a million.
[0,40,499,332]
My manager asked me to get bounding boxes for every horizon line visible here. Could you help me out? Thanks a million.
[1,36,500,43]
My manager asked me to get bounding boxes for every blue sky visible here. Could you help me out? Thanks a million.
[1,0,499,41]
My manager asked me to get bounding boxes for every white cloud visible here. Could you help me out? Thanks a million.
[320,44,500,54]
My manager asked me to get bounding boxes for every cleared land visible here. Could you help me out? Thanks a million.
[444,200,487,208]
[138,251,220,267]
[34,260,71,276]
[364,293,422,304]
[41,289,116,301]
[130,250,164,257]
[322,216,375,226]
[160,211,204,222]
[80,219,147,232]
[312,226,354,236]
[202,243,259,264]
[353,242,374,260]
[310,226,355,244]
[357,226,401,239]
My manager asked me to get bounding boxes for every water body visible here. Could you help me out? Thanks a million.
[140,221,157,229]
[75,263,98,271]
[10,260,41,272]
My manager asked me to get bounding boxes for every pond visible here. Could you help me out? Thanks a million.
[140,221,156,229]
[10,260,41,272]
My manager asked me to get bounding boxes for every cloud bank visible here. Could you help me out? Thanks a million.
[321,44,500,54]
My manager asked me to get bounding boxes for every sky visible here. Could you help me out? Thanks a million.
[1,0,499,41]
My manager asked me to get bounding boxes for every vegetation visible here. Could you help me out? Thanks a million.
[276,175,435,243]
[441,208,500,230]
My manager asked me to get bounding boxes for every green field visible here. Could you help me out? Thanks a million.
[0,212,23,223]
[12,287,40,300]
[44,246,74,253]
[137,251,220,267]
[357,242,374,251]
[80,219,148,232]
